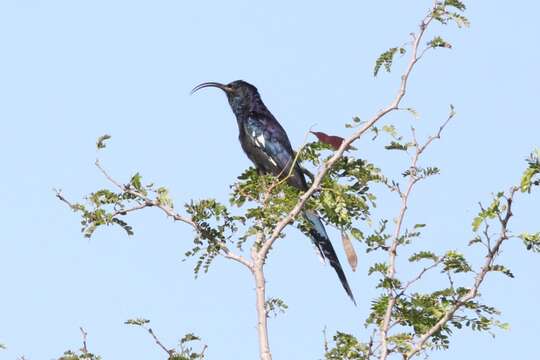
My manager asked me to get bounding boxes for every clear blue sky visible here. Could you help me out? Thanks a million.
[0,1,539,359]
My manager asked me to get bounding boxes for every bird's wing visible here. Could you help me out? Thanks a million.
[243,115,307,190]
[245,115,356,304]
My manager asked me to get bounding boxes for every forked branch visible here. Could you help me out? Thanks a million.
[405,187,517,359]
[259,9,436,260]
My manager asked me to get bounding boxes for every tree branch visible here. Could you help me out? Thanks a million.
[252,262,272,360]
[79,327,88,355]
[95,160,254,270]
[378,159,418,360]
[259,10,435,260]
[405,187,517,359]
[94,160,197,228]
[379,104,454,360]
[248,231,273,360]
[147,327,174,357]
[398,258,445,297]
[57,160,254,271]
[55,190,79,210]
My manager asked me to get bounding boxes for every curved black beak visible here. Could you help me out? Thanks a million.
[190,82,233,95]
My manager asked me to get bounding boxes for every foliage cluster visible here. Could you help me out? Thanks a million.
[44,1,540,359]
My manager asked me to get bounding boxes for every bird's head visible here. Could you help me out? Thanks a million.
[191,80,262,114]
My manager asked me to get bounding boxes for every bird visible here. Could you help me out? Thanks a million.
[191,80,356,304]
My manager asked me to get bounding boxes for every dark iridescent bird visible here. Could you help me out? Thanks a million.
[191,80,356,304]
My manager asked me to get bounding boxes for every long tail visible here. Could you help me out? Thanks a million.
[302,210,356,305]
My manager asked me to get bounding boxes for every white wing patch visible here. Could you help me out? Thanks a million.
[314,244,327,264]
[246,121,276,167]
[256,134,266,148]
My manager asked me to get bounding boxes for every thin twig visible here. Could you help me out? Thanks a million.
[94,159,253,269]
[398,258,444,296]
[200,344,208,359]
[367,329,377,359]
[147,327,174,357]
[404,187,518,359]
[110,203,152,217]
[57,160,254,270]
[55,190,77,210]
[416,106,455,155]
[378,161,418,360]
[259,9,435,261]
[94,160,197,228]
[79,327,88,354]
[483,222,492,252]
[379,99,454,360]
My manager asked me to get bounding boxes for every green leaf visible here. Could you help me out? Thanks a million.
[265,298,289,318]
[130,172,144,193]
[448,12,470,28]
[428,36,452,49]
[96,134,111,149]
[468,235,483,246]
[385,141,410,151]
[472,196,502,232]
[443,251,471,273]
[368,262,388,276]
[57,350,102,360]
[471,216,483,233]
[520,232,540,252]
[324,332,370,360]
[374,47,405,76]
[184,199,239,275]
[350,227,364,241]
[125,318,150,326]
[405,107,420,120]
[111,218,134,236]
[381,124,401,139]
[409,251,439,262]
[520,150,540,193]
[521,167,537,193]
[156,186,174,208]
[444,0,466,11]
[378,276,402,290]
[363,220,391,252]
[180,333,201,344]
[489,264,514,278]
[433,1,469,29]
